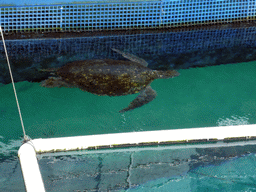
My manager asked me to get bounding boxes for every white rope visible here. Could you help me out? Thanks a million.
[0,26,29,142]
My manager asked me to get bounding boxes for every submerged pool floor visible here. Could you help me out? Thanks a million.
[36,142,256,192]
[127,154,256,192]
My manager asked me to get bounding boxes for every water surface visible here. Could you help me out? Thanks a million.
[0,46,256,192]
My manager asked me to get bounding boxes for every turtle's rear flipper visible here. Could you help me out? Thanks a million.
[39,68,58,76]
[41,77,74,88]
[119,86,157,113]
[39,68,58,72]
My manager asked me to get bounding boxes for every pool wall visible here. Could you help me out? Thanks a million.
[0,26,255,84]
[0,0,255,33]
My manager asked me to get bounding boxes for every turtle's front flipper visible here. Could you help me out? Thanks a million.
[112,48,148,67]
[119,86,157,113]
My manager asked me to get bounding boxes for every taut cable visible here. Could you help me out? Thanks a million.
[0,26,30,142]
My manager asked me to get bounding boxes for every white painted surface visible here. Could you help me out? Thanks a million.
[31,124,256,153]
[18,124,256,191]
[18,142,46,192]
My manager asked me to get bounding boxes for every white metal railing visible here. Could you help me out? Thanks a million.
[18,124,256,191]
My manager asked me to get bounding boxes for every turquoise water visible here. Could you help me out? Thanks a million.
[1,60,256,191]
[1,61,255,142]
[124,154,256,192]
[38,143,256,192]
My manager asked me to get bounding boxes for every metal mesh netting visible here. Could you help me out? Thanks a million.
[0,27,255,59]
[0,0,255,33]
[0,26,255,84]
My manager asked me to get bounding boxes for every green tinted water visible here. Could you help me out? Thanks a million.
[124,154,256,192]
[1,61,256,191]
[1,61,255,143]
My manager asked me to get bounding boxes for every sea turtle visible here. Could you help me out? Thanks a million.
[41,48,179,113]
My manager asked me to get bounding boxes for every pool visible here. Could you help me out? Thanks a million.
[0,25,256,191]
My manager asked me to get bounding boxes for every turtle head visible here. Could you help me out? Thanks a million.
[157,70,180,79]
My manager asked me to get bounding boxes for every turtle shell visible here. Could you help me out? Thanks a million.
[56,59,158,96]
